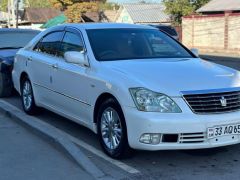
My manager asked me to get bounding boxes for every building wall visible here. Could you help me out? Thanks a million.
[182,13,240,56]
[116,8,134,23]
[228,15,240,49]
[18,23,43,30]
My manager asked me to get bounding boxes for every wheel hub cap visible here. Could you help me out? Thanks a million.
[22,81,32,110]
[101,107,122,150]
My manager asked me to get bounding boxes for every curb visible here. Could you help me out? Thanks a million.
[0,100,106,179]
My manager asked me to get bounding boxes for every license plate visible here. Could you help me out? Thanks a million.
[207,124,240,139]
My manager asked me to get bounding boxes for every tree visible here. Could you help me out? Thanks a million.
[49,0,105,11]
[49,0,75,11]
[193,0,210,10]
[48,0,109,23]
[99,2,119,11]
[0,0,8,12]
[163,0,210,25]
[24,0,51,8]
[64,2,98,23]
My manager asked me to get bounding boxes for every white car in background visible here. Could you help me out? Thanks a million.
[12,23,240,159]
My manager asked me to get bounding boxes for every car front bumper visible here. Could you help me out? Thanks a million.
[123,98,240,150]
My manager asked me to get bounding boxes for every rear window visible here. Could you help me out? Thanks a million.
[157,26,178,36]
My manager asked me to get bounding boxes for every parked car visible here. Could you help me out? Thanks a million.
[148,24,179,40]
[12,23,240,159]
[0,28,40,97]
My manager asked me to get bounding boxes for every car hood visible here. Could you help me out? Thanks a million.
[104,58,240,97]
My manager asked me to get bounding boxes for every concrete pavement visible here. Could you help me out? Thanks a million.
[1,55,240,180]
[0,112,94,180]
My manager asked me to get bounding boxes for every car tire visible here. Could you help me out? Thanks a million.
[21,77,38,115]
[0,72,13,97]
[97,98,133,159]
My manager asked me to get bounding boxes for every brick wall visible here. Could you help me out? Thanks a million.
[182,13,240,56]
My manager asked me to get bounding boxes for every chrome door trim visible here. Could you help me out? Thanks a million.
[33,82,92,107]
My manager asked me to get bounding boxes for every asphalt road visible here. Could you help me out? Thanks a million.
[3,55,240,180]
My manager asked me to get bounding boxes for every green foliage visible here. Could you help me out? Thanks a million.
[24,0,51,8]
[163,0,210,25]
[49,0,106,11]
[49,0,117,23]
[0,0,8,12]
[64,2,99,23]
[0,0,51,12]
[193,0,210,10]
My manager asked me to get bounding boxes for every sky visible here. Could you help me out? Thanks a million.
[108,0,162,3]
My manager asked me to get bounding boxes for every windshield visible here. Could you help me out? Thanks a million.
[87,29,193,61]
[0,31,39,49]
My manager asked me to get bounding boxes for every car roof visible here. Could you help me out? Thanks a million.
[0,28,40,33]
[57,23,156,30]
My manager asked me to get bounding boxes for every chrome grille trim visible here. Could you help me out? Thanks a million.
[182,88,240,114]
[179,133,205,143]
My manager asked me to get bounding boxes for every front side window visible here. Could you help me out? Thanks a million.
[87,29,193,61]
[61,31,84,56]
[34,31,63,56]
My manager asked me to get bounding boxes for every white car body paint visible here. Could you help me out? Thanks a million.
[12,23,240,150]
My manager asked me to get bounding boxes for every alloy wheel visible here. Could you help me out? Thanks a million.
[22,80,33,110]
[100,107,122,150]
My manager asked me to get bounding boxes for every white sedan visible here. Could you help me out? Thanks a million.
[12,23,240,159]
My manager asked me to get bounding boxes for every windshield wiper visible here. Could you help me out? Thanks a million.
[0,47,23,49]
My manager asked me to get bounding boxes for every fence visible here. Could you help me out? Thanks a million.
[182,13,240,56]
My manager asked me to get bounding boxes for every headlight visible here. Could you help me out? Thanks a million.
[129,88,181,113]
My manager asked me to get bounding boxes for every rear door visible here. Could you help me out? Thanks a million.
[28,31,64,105]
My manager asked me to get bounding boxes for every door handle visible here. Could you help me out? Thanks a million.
[27,56,32,61]
[52,64,58,69]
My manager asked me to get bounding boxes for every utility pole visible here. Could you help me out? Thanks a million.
[7,0,11,27]
[16,0,19,28]
[11,0,16,28]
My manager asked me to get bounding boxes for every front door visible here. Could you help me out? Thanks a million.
[50,28,93,126]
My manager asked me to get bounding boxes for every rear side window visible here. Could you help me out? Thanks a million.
[34,31,64,56]
[158,26,177,36]
[61,31,84,56]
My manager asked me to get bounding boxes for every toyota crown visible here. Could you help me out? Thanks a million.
[12,23,240,159]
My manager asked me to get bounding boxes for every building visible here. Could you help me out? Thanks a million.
[0,11,8,27]
[21,8,62,29]
[104,10,118,22]
[196,0,240,14]
[115,3,170,24]
[182,0,240,56]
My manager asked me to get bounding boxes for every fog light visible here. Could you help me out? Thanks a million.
[151,134,161,144]
[139,133,161,144]
[139,134,151,144]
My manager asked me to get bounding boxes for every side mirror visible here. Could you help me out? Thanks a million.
[190,48,199,57]
[64,51,89,67]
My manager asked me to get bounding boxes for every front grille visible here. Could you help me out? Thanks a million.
[183,89,240,114]
[179,133,205,143]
